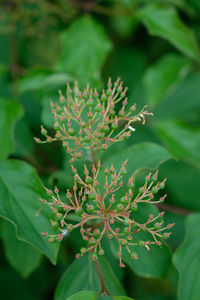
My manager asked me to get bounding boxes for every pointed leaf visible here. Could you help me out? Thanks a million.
[56,15,113,82]
[0,159,59,264]
[137,3,200,61]
[110,204,171,279]
[160,160,200,211]
[1,220,42,278]
[66,291,96,300]
[154,73,200,119]
[55,255,125,300]
[123,238,171,278]
[102,142,171,176]
[155,120,200,169]
[173,214,200,300]
[143,53,191,107]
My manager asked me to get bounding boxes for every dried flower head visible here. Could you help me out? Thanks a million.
[40,161,173,267]
[35,78,152,161]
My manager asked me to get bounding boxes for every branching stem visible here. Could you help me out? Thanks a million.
[94,259,114,298]
[90,149,114,298]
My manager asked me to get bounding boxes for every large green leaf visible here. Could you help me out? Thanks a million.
[55,255,125,300]
[98,257,125,295]
[0,159,59,264]
[160,160,200,212]
[122,238,171,279]
[154,73,200,119]
[54,255,88,299]
[173,214,200,300]
[143,53,191,107]
[1,220,42,278]
[110,204,171,279]
[137,3,200,61]
[155,120,200,169]
[101,142,171,176]
[55,15,112,82]
[66,291,96,300]
[0,99,23,159]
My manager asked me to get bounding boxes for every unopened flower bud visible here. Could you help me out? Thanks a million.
[41,126,47,135]
[129,252,138,259]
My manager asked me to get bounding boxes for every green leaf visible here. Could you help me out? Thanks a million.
[102,142,171,176]
[49,170,74,190]
[66,291,96,300]
[160,160,200,211]
[18,69,73,93]
[18,69,51,93]
[1,220,42,278]
[0,159,59,264]
[173,214,200,300]
[55,15,113,83]
[98,257,126,295]
[123,237,171,279]
[55,255,125,300]
[42,73,73,90]
[137,3,200,61]
[54,255,93,300]
[111,14,137,38]
[154,73,200,119]
[0,99,23,159]
[155,120,200,169]
[110,0,138,38]
[114,297,134,300]
[110,204,171,279]
[143,53,191,107]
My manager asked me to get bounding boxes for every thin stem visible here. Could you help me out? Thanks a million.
[94,259,114,298]
[91,149,97,167]
[156,203,192,216]
[90,148,114,298]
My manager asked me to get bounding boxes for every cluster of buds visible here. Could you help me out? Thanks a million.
[35,78,152,161]
[40,160,174,268]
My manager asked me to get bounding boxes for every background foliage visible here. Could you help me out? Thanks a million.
[0,0,200,299]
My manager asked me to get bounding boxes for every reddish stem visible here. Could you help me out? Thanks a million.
[156,203,192,216]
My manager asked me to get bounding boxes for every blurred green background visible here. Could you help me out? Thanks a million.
[0,1,200,299]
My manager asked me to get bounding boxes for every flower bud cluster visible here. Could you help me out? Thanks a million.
[40,161,174,268]
[35,78,152,161]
